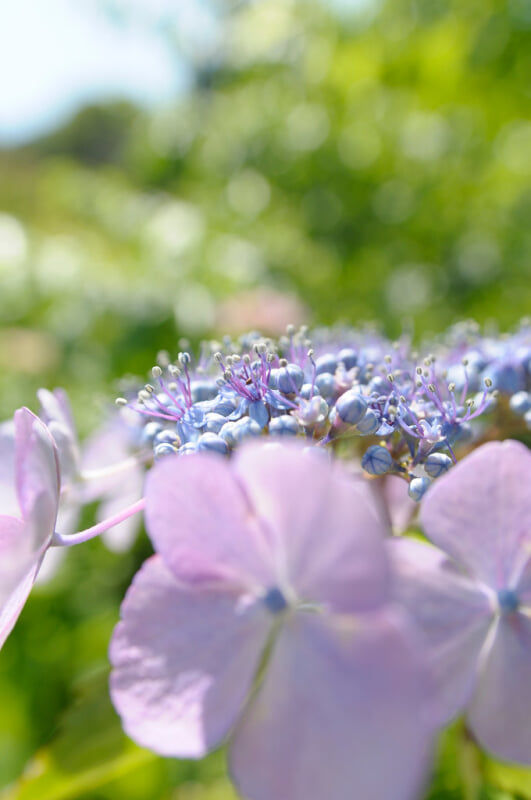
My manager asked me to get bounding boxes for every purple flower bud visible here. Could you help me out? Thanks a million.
[197,432,229,455]
[315,373,336,399]
[361,445,393,476]
[336,390,368,425]
[269,415,300,436]
[355,409,380,436]
[408,476,431,502]
[424,453,453,478]
[155,442,179,459]
[277,364,304,394]
[315,353,338,375]
[509,391,531,416]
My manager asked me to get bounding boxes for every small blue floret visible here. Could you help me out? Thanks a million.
[263,587,288,614]
[408,476,431,502]
[424,453,453,478]
[355,409,380,435]
[336,389,368,425]
[361,445,393,476]
[497,588,519,614]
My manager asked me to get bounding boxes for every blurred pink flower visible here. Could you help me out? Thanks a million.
[389,440,531,764]
[111,442,437,800]
[215,289,308,336]
[0,408,60,648]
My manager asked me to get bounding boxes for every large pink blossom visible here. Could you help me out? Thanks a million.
[389,439,531,764]
[0,408,60,648]
[110,441,438,800]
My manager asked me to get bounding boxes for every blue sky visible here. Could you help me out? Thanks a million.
[0,0,194,144]
[0,0,371,146]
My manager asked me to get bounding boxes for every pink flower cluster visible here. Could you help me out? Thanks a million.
[1,387,531,800]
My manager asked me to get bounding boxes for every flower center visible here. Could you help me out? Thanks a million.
[262,586,288,614]
[497,588,519,614]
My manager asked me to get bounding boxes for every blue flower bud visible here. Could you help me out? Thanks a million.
[197,432,229,455]
[424,453,453,478]
[219,421,237,448]
[204,412,227,434]
[408,476,432,502]
[336,389,368,425]
[300,382,320,399]
[315,372,336,399]
[338,348,357,370]
[154,429,180,447]
[355,409,380,435]
[141,421,163,446]
[267,369,279,389]
[369,376,391,396]
[277,364,305,394]
[154,442,178,459]
[509,391,531,416]
[269,415,300,436]
[178,442,198,456]
[190,380,218,403]
[232,417,262,444]
[315,353,338,375]
[361,445,393,475]
[214,395,239,416]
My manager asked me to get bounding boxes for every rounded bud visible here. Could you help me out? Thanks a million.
[269,415,300,436]
[424,452,452,478]
[361,445,393,476]
[408,476,431,502]
[197,432,229,455]
[336,389,368,425]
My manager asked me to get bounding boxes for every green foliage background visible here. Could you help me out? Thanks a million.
[0,0,530,797]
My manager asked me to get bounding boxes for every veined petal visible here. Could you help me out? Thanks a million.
[232,442,391,613]
[145,453,276,589]
[15,408,60,541]
[110,555,272,758]
[230,610,436,800]
[389,537,494,721]
[420,440,531,590]
[468,613,531,765]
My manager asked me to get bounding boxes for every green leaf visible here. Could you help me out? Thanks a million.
[1,667,157,800]
[484,759,531,799]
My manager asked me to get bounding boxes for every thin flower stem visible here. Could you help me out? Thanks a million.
[51,498,146,547]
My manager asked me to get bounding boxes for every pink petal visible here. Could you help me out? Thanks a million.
[15,408,59,538]
[379,474,417,534]
[420,440,531,590]
[37,388,76,432]
[38,389,80,484]
[389,537,494,721]
[0,516,43,648]
[230,610,436,800]
[0,420,18,517]
[232,442,391,612]
[144,453,276,588]
[468,613,531,764]
[110,555,271,757]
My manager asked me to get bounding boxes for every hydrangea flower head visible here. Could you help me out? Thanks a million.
[389,439,531,764]
[0,408,60,647]
[110,441,438,800]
